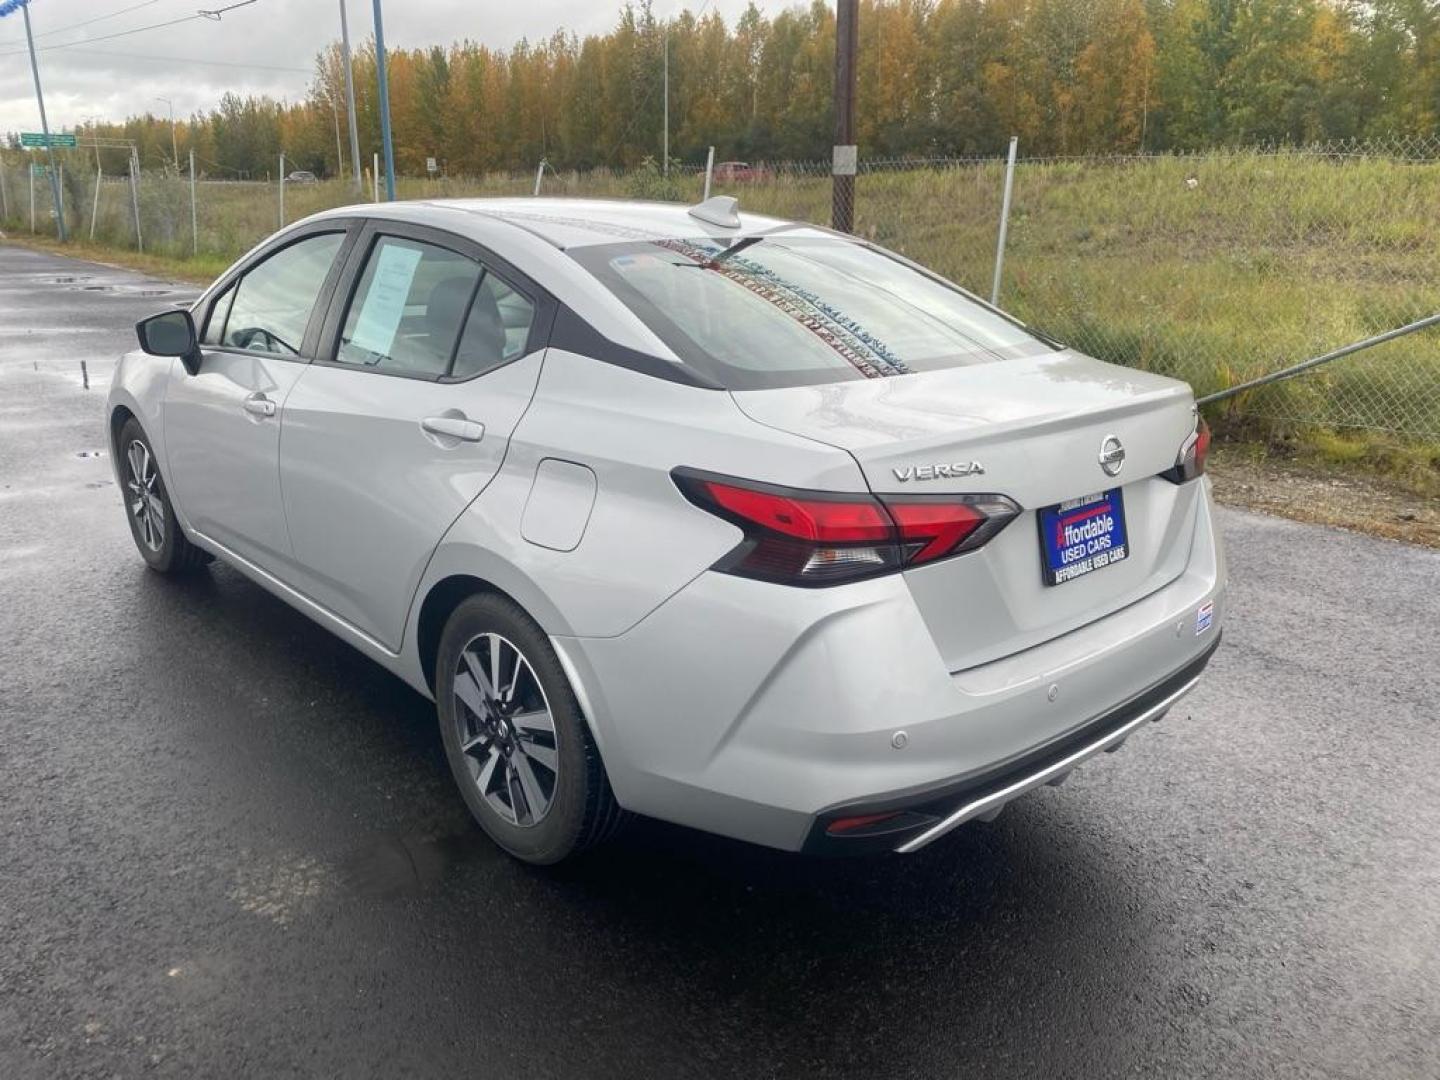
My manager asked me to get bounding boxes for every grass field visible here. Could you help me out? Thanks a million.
[4,147,1437,449]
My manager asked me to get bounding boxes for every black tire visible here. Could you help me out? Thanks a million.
[436,592,626,864]
[117,416,210,574]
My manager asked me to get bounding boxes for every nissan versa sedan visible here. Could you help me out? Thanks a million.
[109,195,1224,864]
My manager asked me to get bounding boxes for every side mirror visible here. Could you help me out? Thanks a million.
[136,309,200,375]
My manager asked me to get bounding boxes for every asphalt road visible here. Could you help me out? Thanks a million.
[2,244,1438,1079]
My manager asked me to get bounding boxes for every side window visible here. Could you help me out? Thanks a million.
[337,236,481,377]
[202,285,235,345]
[222,232,345,356]
[452,271,537,379]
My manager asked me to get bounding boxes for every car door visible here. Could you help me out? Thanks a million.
[278,220,553,651]
[164,225,355,571]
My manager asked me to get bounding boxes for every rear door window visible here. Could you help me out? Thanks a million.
[336,236,482,377]
[451,272,536,379]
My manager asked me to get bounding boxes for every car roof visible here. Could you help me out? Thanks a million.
[316,197,818,251]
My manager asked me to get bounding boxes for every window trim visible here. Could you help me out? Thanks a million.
[190,220,362,365]
[314,218,555,384]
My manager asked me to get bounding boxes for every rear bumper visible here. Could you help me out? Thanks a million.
[802,633,1219,854]
[554,487,1226,853]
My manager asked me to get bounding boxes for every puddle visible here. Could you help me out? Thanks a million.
[339,832,484,898]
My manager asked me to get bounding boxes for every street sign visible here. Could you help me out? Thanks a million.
[30,163,50,177]
[426,156,438,174]
[20,131,76,148]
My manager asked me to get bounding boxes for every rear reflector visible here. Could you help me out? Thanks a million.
[826,812,903,834]
[674,469,1020,586]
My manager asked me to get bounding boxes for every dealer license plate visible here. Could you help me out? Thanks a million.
[1038,488,1129,586]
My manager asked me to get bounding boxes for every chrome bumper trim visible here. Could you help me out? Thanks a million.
[894,674,1202,854]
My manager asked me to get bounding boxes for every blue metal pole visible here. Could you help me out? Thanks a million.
[18,1,68,241]
[372,0,396,201]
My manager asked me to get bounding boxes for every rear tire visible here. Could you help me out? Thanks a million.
[436,593,626,864]
[117,417,210,574]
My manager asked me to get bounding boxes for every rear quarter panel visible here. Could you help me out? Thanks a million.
[403,348,867,663]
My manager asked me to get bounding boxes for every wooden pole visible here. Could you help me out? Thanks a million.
[831,0,858,233]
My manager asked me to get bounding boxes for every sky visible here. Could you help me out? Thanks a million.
[0,0,789,134]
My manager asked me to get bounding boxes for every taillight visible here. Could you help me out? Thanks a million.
[673,469,1020,587]
[1164,415,1211,484]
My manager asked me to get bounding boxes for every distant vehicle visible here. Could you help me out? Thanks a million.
[712,160,772,183]
[286,170,318,184]
[110,195,1224,864]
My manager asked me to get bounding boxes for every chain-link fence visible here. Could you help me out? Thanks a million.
[2,136,1436,440]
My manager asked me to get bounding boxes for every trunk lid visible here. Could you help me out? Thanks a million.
[731,351,1204,672]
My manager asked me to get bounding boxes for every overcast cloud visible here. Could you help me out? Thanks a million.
[0,0,788,133]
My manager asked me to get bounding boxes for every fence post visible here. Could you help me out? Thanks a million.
[128,150,143,252]
[703,146,715,200]
[533,160,544,197]
[990,136,1019,307]
[189,149,198,256]
[372,152,379,202]
[90,166,101,242]
[278,152,286,228]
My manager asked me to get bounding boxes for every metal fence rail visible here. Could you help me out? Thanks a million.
[2,134,1436,440]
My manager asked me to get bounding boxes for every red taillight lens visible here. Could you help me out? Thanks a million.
[1194,417,1212,474]
[674,470,1020,586]
[1164,415,1211,484]
[702,483,892,543]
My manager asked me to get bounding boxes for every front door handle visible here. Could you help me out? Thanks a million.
[243,394,276,418]
[421,416,485,443]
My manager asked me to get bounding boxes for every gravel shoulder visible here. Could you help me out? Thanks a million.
[1209,445,1439,549]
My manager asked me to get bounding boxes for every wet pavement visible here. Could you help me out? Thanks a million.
[2,244,1438,1078]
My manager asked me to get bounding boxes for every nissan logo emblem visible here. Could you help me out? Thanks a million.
[1098,434,1126,477]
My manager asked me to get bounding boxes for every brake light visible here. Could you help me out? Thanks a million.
[673,469,1020,586]
[1164,415,1211,484]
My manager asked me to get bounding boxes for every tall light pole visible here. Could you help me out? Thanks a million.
[339,0,363,194]
[371,0,396,201]
[155,96,177,171]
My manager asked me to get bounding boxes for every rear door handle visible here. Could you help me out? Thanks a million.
[243,394,276,418]
[421,416,485,443]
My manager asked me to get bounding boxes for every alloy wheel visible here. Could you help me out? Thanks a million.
[125,439,165,552]
[452,632,559,827]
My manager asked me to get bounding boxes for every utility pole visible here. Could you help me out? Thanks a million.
[155,97,177,171]
[17,1,68,241]
[831,0,858,234]
[339,0,363,194]
[662,27,669,176]
[372,0,397,201]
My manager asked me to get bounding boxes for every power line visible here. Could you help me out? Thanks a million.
[38,45,311,74]
[0,0,161,47]
[0,0,261,58]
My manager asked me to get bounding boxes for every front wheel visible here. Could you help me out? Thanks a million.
[436,593,626,864]
[117,416,210,574]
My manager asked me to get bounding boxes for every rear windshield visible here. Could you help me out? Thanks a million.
[569,236,1055,390]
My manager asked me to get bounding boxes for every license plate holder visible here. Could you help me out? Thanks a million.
[1038,488,1129,586]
